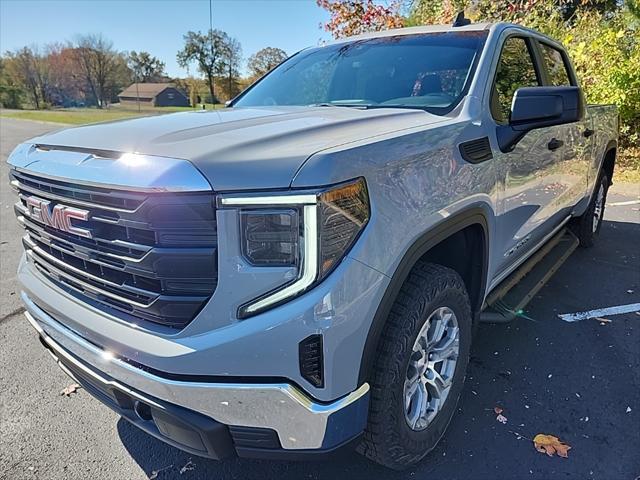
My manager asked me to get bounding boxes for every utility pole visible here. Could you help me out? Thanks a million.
[209,0,214,107]
[135,70,140,112]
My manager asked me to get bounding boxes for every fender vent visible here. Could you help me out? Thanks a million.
[459,137,493,163]
[299,334,324,388]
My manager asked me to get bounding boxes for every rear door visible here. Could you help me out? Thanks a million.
[535,40,592,210]
[490,35,565,278]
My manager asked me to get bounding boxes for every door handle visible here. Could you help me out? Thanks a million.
[583,128,595,138]
[547,138,564,151]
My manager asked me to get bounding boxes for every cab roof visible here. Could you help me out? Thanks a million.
[329,22,495,45]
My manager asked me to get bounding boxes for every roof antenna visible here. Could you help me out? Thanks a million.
[452,11,471,27]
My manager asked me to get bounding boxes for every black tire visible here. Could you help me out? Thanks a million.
[571,173,609,248]
[358,262,472,470]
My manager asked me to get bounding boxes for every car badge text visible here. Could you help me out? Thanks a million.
[26,196,92,239]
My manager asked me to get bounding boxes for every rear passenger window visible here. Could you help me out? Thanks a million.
[491,37,541,123]
[539,43,572,86]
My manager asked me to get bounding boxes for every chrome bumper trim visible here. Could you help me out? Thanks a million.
[23,293,369,450]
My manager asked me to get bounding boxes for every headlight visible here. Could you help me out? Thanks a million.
[240,209,300,266]
[219,178,369,318]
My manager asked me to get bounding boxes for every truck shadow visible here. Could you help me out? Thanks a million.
[116,417,393,479]
[117,218,639,480]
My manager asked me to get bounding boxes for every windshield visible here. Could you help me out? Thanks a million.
[234,31,487,114]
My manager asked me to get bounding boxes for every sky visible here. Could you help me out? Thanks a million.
[0,0,331,77]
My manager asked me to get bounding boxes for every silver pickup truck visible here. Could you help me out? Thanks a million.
[8,21,617,469]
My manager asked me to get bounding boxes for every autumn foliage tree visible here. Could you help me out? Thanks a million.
[46,43,87,107]
[4,47,50,109]
[317,0,404,38]
[247,47,288,80]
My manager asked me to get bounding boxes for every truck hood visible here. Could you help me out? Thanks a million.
[28,106,445,191]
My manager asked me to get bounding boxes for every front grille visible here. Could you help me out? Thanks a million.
[11,169,218,329]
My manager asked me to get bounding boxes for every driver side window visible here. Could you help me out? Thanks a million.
[491,37,541,123]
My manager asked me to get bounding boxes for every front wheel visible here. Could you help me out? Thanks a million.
[358,262,472,470]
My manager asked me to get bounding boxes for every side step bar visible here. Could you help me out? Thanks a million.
[480,229,579,323]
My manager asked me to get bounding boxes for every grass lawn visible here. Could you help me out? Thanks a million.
[0,104,223,125]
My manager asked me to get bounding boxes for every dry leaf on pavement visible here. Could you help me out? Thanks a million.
[60,383,81,396]
[533,434,571,458]
[149,465,173,479]
[179,459,195,475]
[494,406,507,423]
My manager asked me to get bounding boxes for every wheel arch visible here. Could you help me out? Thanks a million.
[358,205,491,385]
[601,140,617,186]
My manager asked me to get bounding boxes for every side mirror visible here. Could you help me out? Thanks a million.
[497,86,583,153]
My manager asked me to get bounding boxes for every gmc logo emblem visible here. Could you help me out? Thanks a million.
[26,196,92,239]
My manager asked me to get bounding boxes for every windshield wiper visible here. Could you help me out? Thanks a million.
[309,103,371,109]
[310,103,429,111]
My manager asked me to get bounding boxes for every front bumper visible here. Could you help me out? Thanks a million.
[24,294,370,454]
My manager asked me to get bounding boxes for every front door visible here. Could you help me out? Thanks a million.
[491,35,565,278]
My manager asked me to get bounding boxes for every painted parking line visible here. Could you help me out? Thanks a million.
[558,303,640,322]
[607,199,640,206]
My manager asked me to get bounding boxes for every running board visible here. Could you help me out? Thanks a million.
[480,229,579,323]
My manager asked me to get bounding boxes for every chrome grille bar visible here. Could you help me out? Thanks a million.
[10,160,218,329]
[24,236,158,303]
[11,178,142,213]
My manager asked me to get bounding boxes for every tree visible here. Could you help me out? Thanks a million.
[177,29,228,103]
[247,47,287,80]
[408,0,624,25]
[316,0,404,38]
[220,36,242,100]
[0,57,24,108]
[127,51,166,82]
[46,43,86,107]
[5,47,50,109]
[74,34,130,108]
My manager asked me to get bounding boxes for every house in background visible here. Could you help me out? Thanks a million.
[118,83,190,107]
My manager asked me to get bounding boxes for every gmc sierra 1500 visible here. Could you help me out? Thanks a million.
[8,21,617,469]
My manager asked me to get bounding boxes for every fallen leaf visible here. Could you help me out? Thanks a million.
[595,317,612,323]
[60,383,81,396]
[149,465,173,479]
[533,434,571,458]
[179,460,195,475]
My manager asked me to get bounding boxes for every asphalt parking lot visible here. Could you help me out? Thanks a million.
[1,117,638,480]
